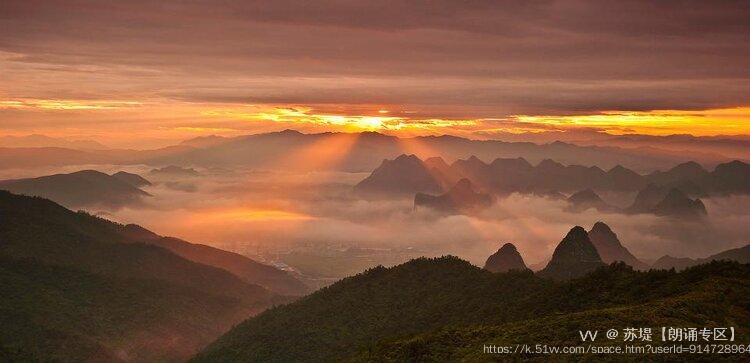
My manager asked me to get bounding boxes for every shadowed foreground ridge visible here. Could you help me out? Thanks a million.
[193,255,750,362]
[0,191,280,361]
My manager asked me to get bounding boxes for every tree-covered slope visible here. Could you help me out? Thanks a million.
[354,262,750,362]
[0,191,280,361]
[194,257,750,362]
[122,224,309,296]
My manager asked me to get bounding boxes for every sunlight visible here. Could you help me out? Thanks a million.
[268,131,362,171]
[198,207,314,222]
[0,98,142,110]
[512,107,750,136]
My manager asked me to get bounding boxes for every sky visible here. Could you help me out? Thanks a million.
[1,0,750,148]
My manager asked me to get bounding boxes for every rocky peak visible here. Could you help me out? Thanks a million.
[538,226,605,280]
[653,188,707,218]
[483,243,529,273]
[587,222,647,270]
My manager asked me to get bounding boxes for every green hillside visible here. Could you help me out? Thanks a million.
[355,264,750,361]
[195,258,750,362]
[0,191,279,361]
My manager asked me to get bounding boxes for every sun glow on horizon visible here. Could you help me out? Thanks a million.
[0,98,142,110]
[2,97,749,146]
[513,107,750,136]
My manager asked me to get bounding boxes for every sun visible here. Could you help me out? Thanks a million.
[356,117,385,129]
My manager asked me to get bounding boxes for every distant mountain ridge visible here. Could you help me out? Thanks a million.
[0,130,740,172]
[356,154,749,197]
[414,178,492,213]
[111,171,151,187]
[354,154,445,196]
[653,244,750,271]
[356,155,743,218]
[565,189,615,212]
[0,134,108,149]
[0,170,150,209]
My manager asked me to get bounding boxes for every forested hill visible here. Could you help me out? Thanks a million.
[0,191,280,361]
[194,256,750,362]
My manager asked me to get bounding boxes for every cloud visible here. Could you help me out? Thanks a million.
[1,0,749,143]
[95,168,750,269]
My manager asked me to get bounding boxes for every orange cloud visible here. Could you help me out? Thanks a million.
[0,98,142,110]
[512,107,750,136]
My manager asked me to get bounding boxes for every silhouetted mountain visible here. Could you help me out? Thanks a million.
[414,178,492,213]
[356,154,749,208]
[0,191,279,361]
[587,222,648,270]
[626,183,670,213]
[487,157,535,192]
[0,131,742,173]
[122,224,309,296]
[565,189,614,212]
[652,244,750,271]
[647,161,709,185]
[600,165,647,191]
[0,147,110,168]
[483,243,529,272]
[149,165,200,177]
[0,170,150,209]
[710,244,750,263]
[423,156,463,186]
[709,160,750,194]
[179,135,230,148]
[652,188,707,218]
[149,130,738,172]
[0,134,108,149]
[538,226,605,280]
[195,255,750,362]
[111,171,151,187]
[354,154,445,196]
[651,255,701,271]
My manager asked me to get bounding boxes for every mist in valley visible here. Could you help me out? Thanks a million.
[66,164,748,279]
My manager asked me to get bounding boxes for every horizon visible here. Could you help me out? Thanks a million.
[3,127,750,151]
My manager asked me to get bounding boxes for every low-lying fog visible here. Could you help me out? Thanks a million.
[5,165,750,277]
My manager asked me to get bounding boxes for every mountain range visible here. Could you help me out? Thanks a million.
[193,222,750,360]
[357,154,749,196]
[0,134,108,150]
[3,188,748,361]
[0,130,742,172]
[356,154,746,218]
[566,186,708,218]
[0,191,306,361]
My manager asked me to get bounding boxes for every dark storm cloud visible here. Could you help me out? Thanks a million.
[1,0,749,115]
